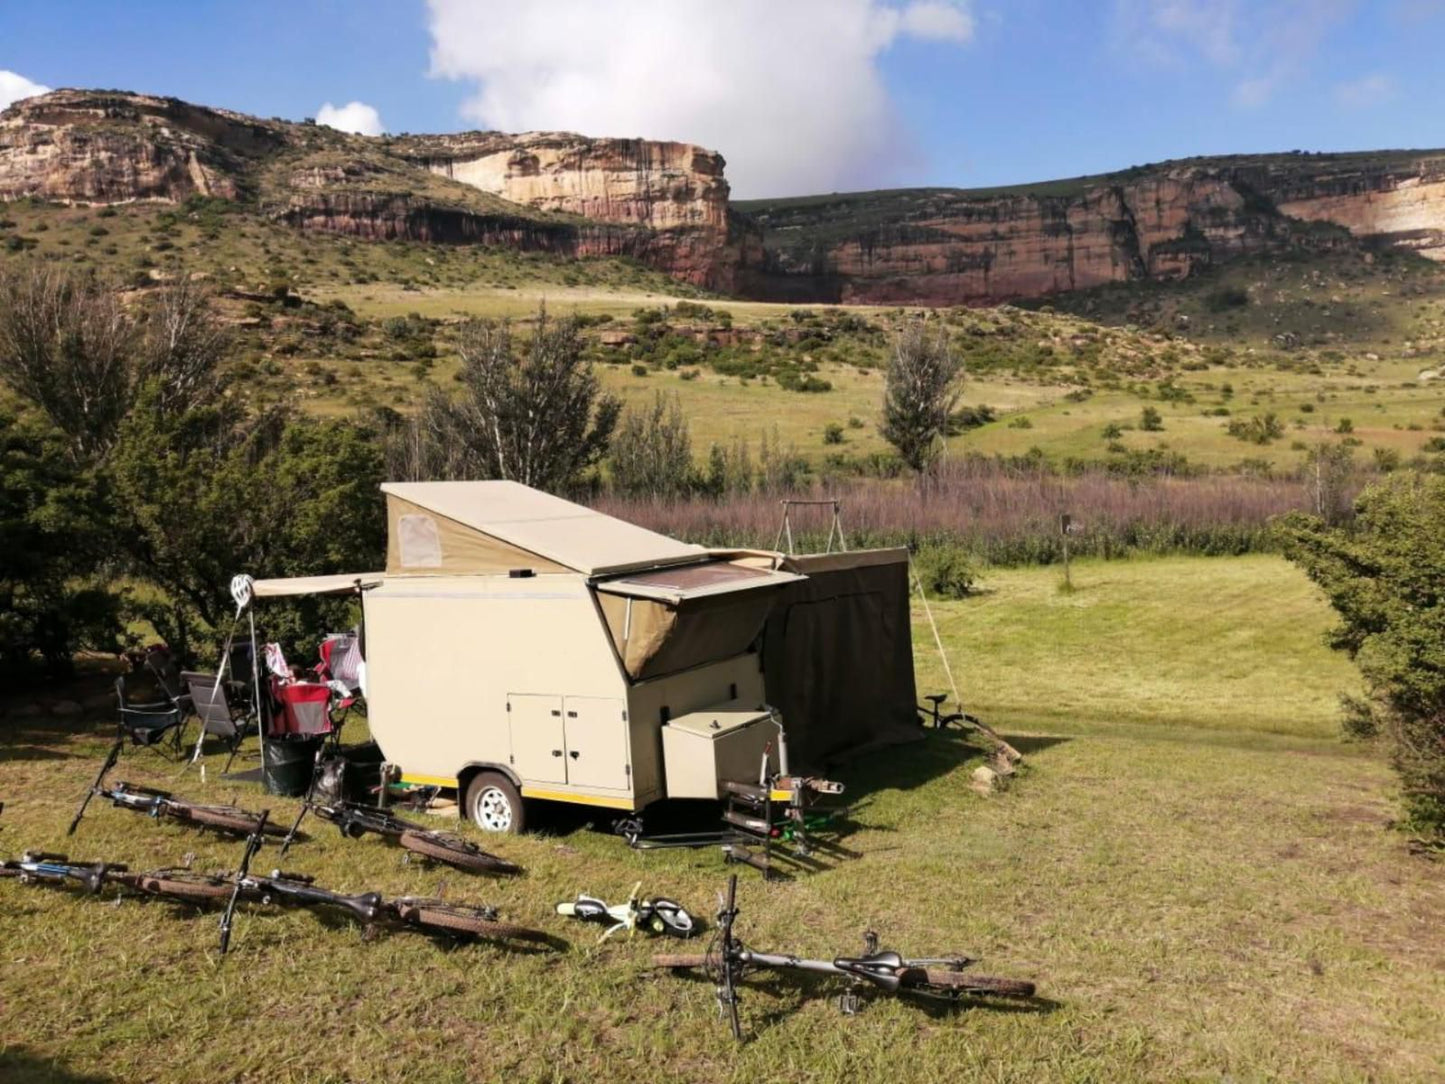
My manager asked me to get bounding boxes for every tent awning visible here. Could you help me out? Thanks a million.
[595,561,801,604]
[251,573,385,598]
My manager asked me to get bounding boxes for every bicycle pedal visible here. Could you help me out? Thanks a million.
[838,991,864,1015]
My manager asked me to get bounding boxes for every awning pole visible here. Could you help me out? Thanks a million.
[250,608,265,768]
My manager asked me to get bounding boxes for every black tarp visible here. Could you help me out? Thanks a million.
[761,549,921,767]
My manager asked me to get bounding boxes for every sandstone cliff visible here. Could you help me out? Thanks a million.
[738,151,1445,305]
[4,89,1443,305]
[0,89,754,290]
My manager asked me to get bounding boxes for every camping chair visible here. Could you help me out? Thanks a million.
[181,671,258,774]
[114,676,189,760]
[270,679,337,741]
[314,634,363,727]
[143,646,193,717]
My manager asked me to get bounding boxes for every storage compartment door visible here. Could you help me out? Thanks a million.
[508,694,567,785]
[563,697,630,792]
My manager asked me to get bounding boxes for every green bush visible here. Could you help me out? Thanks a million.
[823,422,845,445]
[1140,406,1164,432]
[914,545,977,600]
[1281,474,1445,838]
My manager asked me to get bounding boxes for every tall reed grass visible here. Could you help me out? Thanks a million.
[592,459,1334,565]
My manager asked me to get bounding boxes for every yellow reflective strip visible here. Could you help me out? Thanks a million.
[769,789,794,802]
[520,787,635,810]
[399,772,456,789]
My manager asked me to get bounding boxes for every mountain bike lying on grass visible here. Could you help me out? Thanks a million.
[220,812,546,955]
[279,766,518,875]
[652,874,1037,1040]
[1,850,233,903]
[555,881,697,941]
[68,738,286,839]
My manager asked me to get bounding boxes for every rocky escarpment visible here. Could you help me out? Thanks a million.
[0,89,755,290]
[737,151,1445,305]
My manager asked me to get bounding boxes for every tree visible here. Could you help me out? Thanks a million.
[1280,473,1445,837]
[108,396,387,660]
[0,409,122,680]
[881,320,962,474]
[402,309,619,492]
[0,266,227,463]
[1303,440,1356,526]
[609,392,694,499]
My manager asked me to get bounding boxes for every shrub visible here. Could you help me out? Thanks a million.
[823,422,845,445]
[913,544,976,600]
[1102,422,1123,440]
[1227,413,1285,445]
[1281,474,1445,838]
[630,363,649,377]
[1205,286,1250,312]
[1335,417,1354,434]
[1140,406,1164,432]
[1007,416,1034,430]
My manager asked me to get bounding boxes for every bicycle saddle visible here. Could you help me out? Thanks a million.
[924,694,948,705]
[833,951,905,991]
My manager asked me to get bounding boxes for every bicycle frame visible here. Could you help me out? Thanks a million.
[2,851,130,894]
[221,813,385,955]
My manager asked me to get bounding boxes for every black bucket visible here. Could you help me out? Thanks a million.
[261,734,325,797]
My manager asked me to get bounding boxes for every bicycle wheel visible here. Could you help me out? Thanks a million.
[913,969,1036,998]
[397,900,548,944]
[135,871,234,902]
[399,830,521,875]
[651,953,709,969]
[181,806,287,838]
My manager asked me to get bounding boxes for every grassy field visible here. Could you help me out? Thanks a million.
[2,555,1440,1082]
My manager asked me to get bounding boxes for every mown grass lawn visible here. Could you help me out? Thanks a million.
[1,555,1441,1082]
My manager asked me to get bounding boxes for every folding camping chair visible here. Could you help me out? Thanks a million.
[113,676,189,759]
[142,646,193,718]
[271,680,336,737]
[181,671,258,774]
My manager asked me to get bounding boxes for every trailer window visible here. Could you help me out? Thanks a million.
[397,514,442,569]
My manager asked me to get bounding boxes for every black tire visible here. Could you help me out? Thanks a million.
[916,969,1036,998]
[181,805,288,838]
[399,829,521,875]
[648,899,697,938]
[651,953,709,969]
[464,773,525,834]
[135,872,234,902]
[397,901,547,944]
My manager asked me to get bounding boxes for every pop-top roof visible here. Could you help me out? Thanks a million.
[380,480,706,577]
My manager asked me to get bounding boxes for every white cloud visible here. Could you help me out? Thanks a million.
[424,0,976,198]
[0,70,52,112]
[1115,0,1354,107]
[1334,73,1396,108]
[316,100,386,136]
[899,1,976,41]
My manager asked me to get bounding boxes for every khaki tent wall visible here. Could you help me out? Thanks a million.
[385,495,570,577]
[597,590,779,681]
[761,549,920,766]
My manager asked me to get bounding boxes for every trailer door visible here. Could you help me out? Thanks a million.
[507,694,567,785]
[562,696,630,791]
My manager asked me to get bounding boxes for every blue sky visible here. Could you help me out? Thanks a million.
[2,1,1442,198]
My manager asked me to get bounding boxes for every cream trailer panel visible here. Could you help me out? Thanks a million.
[363,575,626,788]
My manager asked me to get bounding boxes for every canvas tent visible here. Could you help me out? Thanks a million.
[761,549,920,766]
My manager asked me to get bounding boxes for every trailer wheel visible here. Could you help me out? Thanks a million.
[466,773,525,834]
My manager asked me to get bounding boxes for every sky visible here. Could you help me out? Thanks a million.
[1,0,1443,199]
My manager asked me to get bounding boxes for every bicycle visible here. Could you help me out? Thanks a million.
[0,851,233,904]
[280,793,518,875]
[556,881,696,941]
[68,738,285,839]
[652,874,1037,1039]
[219,812,546,955]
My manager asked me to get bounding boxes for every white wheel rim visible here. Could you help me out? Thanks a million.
[475,786,512,831]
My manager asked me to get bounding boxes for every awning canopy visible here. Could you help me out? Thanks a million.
[251,573,385,599]
[595,560,801,604]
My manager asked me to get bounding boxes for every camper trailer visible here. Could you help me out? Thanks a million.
[248,481,919,832]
